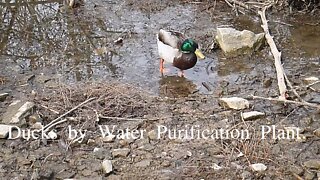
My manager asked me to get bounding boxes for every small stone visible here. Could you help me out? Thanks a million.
[241,171,252,179]
[102,160,113,174]
[2,100,35,124]
[289,165,304,176]
[304,171,315,180]
[135,159,151,167]
[48,130,58,140]
[0,125,15,138]
[241,111,265,120]
[112,148,130,158]
[81,169,92,177]
[212,163,223,170]
[230,162,243,169]
[148,130,158,140]
[219,97,249,110]
[162,160,171,167]
[314,128,320,137]
[87,139,95,145]
[101,134,116,142]
[114,37,123,44]
[28,114,42,125]
[0,93,9,102]
[303,77,319,85]
[250,163,267,171]
[303,159,320,169]
[31,122,43,130]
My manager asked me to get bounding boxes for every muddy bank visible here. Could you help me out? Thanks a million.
[0,82,320,179]
[0,0,320,179]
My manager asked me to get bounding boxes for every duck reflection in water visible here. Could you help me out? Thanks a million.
[159,76,198,98]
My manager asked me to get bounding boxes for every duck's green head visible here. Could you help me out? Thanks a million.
[181,39,205,59]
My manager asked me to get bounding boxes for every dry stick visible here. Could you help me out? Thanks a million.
[283,73,306,103]
[258,6,287,100]
[43,97,97,132]
[250,95,320,109]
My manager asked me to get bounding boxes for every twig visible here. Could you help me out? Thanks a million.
[99,115,161,121]
[258,5,287,100]
[306,80,320,88]
[283,73,305,103]
[250,95,320,109]
[43,97,97,132]
[224,0,249,9]
[292,173,304,180]
[40,104,60,115]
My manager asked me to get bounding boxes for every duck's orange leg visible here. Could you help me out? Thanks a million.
[178,70,184,77]
[160,59,164,74]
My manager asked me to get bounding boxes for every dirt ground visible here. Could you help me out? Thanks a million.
[0,0,320,179]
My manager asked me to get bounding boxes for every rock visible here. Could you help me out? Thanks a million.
[314,128,320,137]
[212,163,223,170]
[27,114,42,125]
[31,122,43,130]
[101,134,116,142]
[250,163,267,171]
[102,160,113,174]
[241,171,252,179]
[303,76,319,85]
[0,125,15,138]
[304,171,315,180]
[241,111,265,120]
[219,97,249,110]
[135,159,151,167]
[289,165,304,176]
[309,97,320,104]
[230,162,243,169]
[48,130,58,140]
[303,159,320,169]
[2,100,35,124]
[148,130,158,140]
[112,148,130,158]
[215,27,265,56]
[93,148,112,160]
[0,93,9,102]
[162,160,171,167]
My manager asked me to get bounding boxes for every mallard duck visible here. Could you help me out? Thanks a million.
[156,29,205,76]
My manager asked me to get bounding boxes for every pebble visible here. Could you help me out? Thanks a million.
[313,128,320,137]
[48,130,58,140]
[102,160,113,174]
[250,163,267,171]
[241,171,252,179]
[304,170,315,180]
[161,160,171,167]
[303,159,320,169]
[101,134,116,142]
[219,97,249,110]
[147,130,158,140]
[241,111,265,120]
[0,93,9,102]
[303,76,319,85]
[112,148,130,158]
[135,159,151,167]
[31,122,43,130]
[0,124,15,138]
[289,165,304,176]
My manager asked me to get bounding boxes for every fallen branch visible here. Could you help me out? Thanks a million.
[43,97,97,132]
[250,95,320,109]
[258,6,287,100]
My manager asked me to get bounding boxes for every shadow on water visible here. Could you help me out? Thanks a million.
[0,0,319,97]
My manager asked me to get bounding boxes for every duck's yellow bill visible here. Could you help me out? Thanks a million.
[195,49,205,59]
